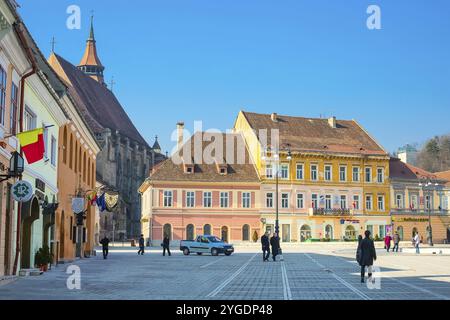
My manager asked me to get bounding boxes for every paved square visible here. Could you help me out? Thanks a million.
[1,244,449,300]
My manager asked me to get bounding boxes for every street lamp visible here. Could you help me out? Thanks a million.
[419,178,439,246]
[262,144,292,236]
[0,152,25,183]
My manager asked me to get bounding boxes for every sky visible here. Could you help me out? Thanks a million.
[17,0,450,154]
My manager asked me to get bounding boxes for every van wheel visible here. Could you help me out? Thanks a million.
[211,248,219,256]
[197,252,202,255]
[225,252,232,256]
[183,248,190,256]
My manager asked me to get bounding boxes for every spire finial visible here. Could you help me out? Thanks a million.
[50,36,57,52]
[89,11,95,41]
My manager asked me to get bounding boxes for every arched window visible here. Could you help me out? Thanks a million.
[69,135,73,169]
[186,224,195,240]
[221,226,229,243]
[397,226,404,241]
[91,162,95,187]
[87,158,91,185]
[203,224,212,236]
[325,225,333,240]
[63,127,67,164]
[74,141,78,172]
[163,224,172,240]
[345,225,357,240]
[242,224,250,241]
[83,152,87,181]
[300,225,312,242]
[78,147,82,173]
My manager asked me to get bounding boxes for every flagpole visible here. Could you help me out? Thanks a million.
[3,125,55,140]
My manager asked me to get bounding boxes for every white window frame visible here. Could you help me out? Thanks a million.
[352,167,360,182]
[366,195,373,211]
[365,167,372,183]
[325,195,332,210]
[266,192,274,208]
[296,163,304,180]
[377,167,385,183]
[353,195,360,210]
[324,165,332,181]
[220,192,229,208]
[339,166,347,182]
[242,192,251,208]
[50,135,57,166]
[311,194,318,209]
[186,191,195,208]
[203,192,212,208]
[340,195,347,209]
[280,164,289,180]
[396,194,404,209]
[310,164,318,181]
[296,193,304,209]
[266,164,273,179]
[378,195,385,211]
[281,193,289,209]
[163,191,173,207]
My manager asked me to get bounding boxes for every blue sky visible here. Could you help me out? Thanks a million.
[18,0,450,154]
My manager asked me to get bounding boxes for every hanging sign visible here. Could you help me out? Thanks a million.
[105,192,119,211]
[12,180,33,202]
[72,197,85,214]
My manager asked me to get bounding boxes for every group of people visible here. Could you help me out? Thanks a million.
[260,232,282,262]
[383,232,401,252]
[99,234,172,259]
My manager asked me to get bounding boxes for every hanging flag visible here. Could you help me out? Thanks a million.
[96,193,107,212]
[17,128,45,164]
[86,190,98,206]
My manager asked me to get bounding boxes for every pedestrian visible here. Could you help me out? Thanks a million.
[413,232,420,254]
[100,236,110,260]
[138,234,145,255]
[359,230,377,283]
[261,232,271,262]
[356,235,363,265]
[384,233,392,252]
[393,232,400,252]
[163,235,171,256]
[270,232,280,262]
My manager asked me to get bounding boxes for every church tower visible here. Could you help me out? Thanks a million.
[77,15,105,84]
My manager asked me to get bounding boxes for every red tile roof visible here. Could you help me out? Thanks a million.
[435,170,450,186]
[389,158,438,180]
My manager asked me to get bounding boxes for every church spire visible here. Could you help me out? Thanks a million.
[78,14,105,84]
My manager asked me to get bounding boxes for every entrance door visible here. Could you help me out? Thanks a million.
[282,224,291,242]
[221,226,229,243]
[447,227,450,242]
[300,225,312,242]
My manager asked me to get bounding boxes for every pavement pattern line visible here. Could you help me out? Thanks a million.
[304,253,371,301]
[206,253,257,298]
[385,275,450,300]
[281,261,292,300]
[200,257,227,269]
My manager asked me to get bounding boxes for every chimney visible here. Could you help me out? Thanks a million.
[271,113,278,122]
[177,122,184,150]
[328,116,336,128]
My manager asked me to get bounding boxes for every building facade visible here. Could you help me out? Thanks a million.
[48,18,165,241]
[140,129,261,246]
[390,158,450,244]
[234,111,391,242]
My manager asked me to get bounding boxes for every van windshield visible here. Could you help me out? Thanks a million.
[207,236,222,243]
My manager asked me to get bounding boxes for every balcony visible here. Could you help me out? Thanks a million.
[391,208,450,216]
[309,208,352,216]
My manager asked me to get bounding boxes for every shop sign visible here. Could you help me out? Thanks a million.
[393,217,428,223]
[72,198,85,214]
[12,180,33,202]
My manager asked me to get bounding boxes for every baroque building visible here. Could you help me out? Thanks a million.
[49,18,165,240]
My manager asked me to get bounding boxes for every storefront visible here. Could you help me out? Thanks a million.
[391,215,449,244]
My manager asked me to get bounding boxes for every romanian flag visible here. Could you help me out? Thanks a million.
[17,128,45,164]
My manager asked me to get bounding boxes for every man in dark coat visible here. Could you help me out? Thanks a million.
[163,236,171,256]
[270,233,280,262]
[261,232,271,262]
[359,230,377,283]
[137,234,145,255]
[100,236,110,259]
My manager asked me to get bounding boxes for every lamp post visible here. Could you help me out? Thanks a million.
[262,144,292,236]
[419,179,440,247]
[0,151,25,183]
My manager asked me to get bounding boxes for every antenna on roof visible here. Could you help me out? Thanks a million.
[50,36,57,53]
[109,76,116,92]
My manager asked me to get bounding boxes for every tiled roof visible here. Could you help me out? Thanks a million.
[389,158,437,180]
[435,170,450,186]
[51,54,149,147]
[239,111,387,156]
[150,132,259,183]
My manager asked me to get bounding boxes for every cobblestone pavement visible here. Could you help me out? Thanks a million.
[0,246,449,300]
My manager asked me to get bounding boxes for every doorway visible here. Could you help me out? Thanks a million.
[21,198,40,269]
[300,225,312,242]
[221,226,229,243]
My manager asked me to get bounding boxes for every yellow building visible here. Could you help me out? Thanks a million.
[234,111,391,242]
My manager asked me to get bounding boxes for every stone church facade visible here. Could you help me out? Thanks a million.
[49,17,165,240]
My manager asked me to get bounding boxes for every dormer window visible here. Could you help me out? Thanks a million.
[220,167,227,175]
[183,157,195,174]
[185,166,194,174]
[215,158,228,175]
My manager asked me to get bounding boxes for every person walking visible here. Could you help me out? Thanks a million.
[393,232,400,252]
[413,232,420,254]
[270,233,280,262]
[384,233,392,252]
[359,230,377,283]
[163,235,171,256]
[356,235,363,265]
[261,232,271,262]
[100,236,110,260]
[138,234,145,255]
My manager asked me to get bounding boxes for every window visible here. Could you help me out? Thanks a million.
[325,195,332,210]
[311,194,318,209]
[186,224,195,240]
[311,164,318,181]
[353,195,360,210]
[50,136,57,166]
[69,135,73,169]
[24,107,36,131]
[339,166,347,182]
[425,195,431,210]
[242,225,250,241]
[10,83,18,134]
[280,164,289,179]
[0,66,6,125]
[366,195,373,211]
[352,167,360,182]
[163,191,173,207]
[281,193,289,209]
[379,225,386,239]
[43,125,48,159]
[396,194,404,208]
[324,165,332,181]
[365,167,372,183]
[220,192,229,208]
[242,192,251,208]
[340,195,347,209]
[296,193,304,209]
[377,168,384,183]
[186,191,195,208]
[266,193,274,208]
[378,195,385,211]
[296,164,304,180]
[265,164,273,179]
[410,194,418,210]
[203,224,212,235]
[203,192,212,208]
